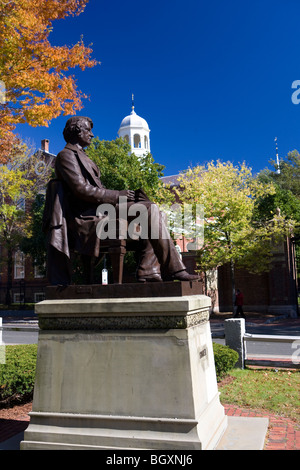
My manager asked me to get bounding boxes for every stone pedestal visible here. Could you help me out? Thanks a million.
[21,291,227,450]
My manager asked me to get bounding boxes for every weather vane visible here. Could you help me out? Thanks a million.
[274,137,280,175]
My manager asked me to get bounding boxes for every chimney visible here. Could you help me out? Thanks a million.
[41,139,50,153]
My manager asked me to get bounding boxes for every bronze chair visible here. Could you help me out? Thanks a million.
[98,238,127,284]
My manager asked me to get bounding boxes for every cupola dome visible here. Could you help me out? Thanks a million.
[118,97,151,157]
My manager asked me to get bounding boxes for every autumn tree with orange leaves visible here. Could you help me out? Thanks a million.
[0,0,97,162]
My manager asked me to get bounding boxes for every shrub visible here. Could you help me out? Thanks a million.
[0,344,38,406]
[213,342,239,381]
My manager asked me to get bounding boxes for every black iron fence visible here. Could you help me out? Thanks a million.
[0,283,46,306]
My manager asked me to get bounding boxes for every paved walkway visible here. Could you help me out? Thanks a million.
[0,404,30,448]
[0,403,299,450]
[210,312,300,336]
[224,404,300,450]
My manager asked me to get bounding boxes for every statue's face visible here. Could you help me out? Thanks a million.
[77,120,94,147]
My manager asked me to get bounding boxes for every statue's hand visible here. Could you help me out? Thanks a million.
[119,189,135,202]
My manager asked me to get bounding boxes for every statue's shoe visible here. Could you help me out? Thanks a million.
[172,271,199,281]
[137,273,163,283]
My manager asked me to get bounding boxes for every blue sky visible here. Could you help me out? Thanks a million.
[16,0,300,177]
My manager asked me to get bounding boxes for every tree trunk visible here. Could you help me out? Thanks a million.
[230,259,236,315]
[226,233,236,315]
[5,247,13,306]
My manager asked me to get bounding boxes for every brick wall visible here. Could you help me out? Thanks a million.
[218,264,270,312]
[218,238,298,315]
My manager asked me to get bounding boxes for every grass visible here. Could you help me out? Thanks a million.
[218,368,300,422]
[0,303,35,310]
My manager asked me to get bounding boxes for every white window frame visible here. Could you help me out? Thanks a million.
[34,261,45,279]
[14,251,25,279]
[17,197,26,212]
[134,133,141,148]
[13,292,25,304]
[34,292,45,303]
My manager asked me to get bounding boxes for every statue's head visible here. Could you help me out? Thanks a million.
[63,116,94,147]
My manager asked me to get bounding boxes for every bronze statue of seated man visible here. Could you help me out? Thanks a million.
[42,116,199,285]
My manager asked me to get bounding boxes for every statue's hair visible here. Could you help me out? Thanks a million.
[63,116,93,142]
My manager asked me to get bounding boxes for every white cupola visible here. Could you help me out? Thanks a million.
[118,96,150,157]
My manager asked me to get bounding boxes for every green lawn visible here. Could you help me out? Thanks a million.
[218,368,300,422]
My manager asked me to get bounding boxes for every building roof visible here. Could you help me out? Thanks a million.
[160,174,181,187]
[118,107,150,132]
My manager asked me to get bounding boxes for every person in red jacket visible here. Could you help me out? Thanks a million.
[234,289,245,318]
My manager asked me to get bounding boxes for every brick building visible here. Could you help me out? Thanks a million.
[218,236,298,316]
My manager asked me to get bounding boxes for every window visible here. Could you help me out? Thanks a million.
[16,198,25,212]
[34,261,45,279]
[124,135,129,143]
[13,293,25,304]
[144,135,148,149]
[14,251,25,279]
[34,292,45,303]
[134,134,141,148]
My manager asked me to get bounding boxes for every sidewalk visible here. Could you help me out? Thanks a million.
[210,312,300,336]
[224,405,300,450]
[0,403,31,450]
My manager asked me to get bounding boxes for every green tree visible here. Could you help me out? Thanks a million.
[269,150,300,198]
[86,137,171,204]
[0,165,34,304]
[20,193,47,278]
[0,141,52,303]
[175,161,294,312]
[257,151,300,278]
[254,182,300,224]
